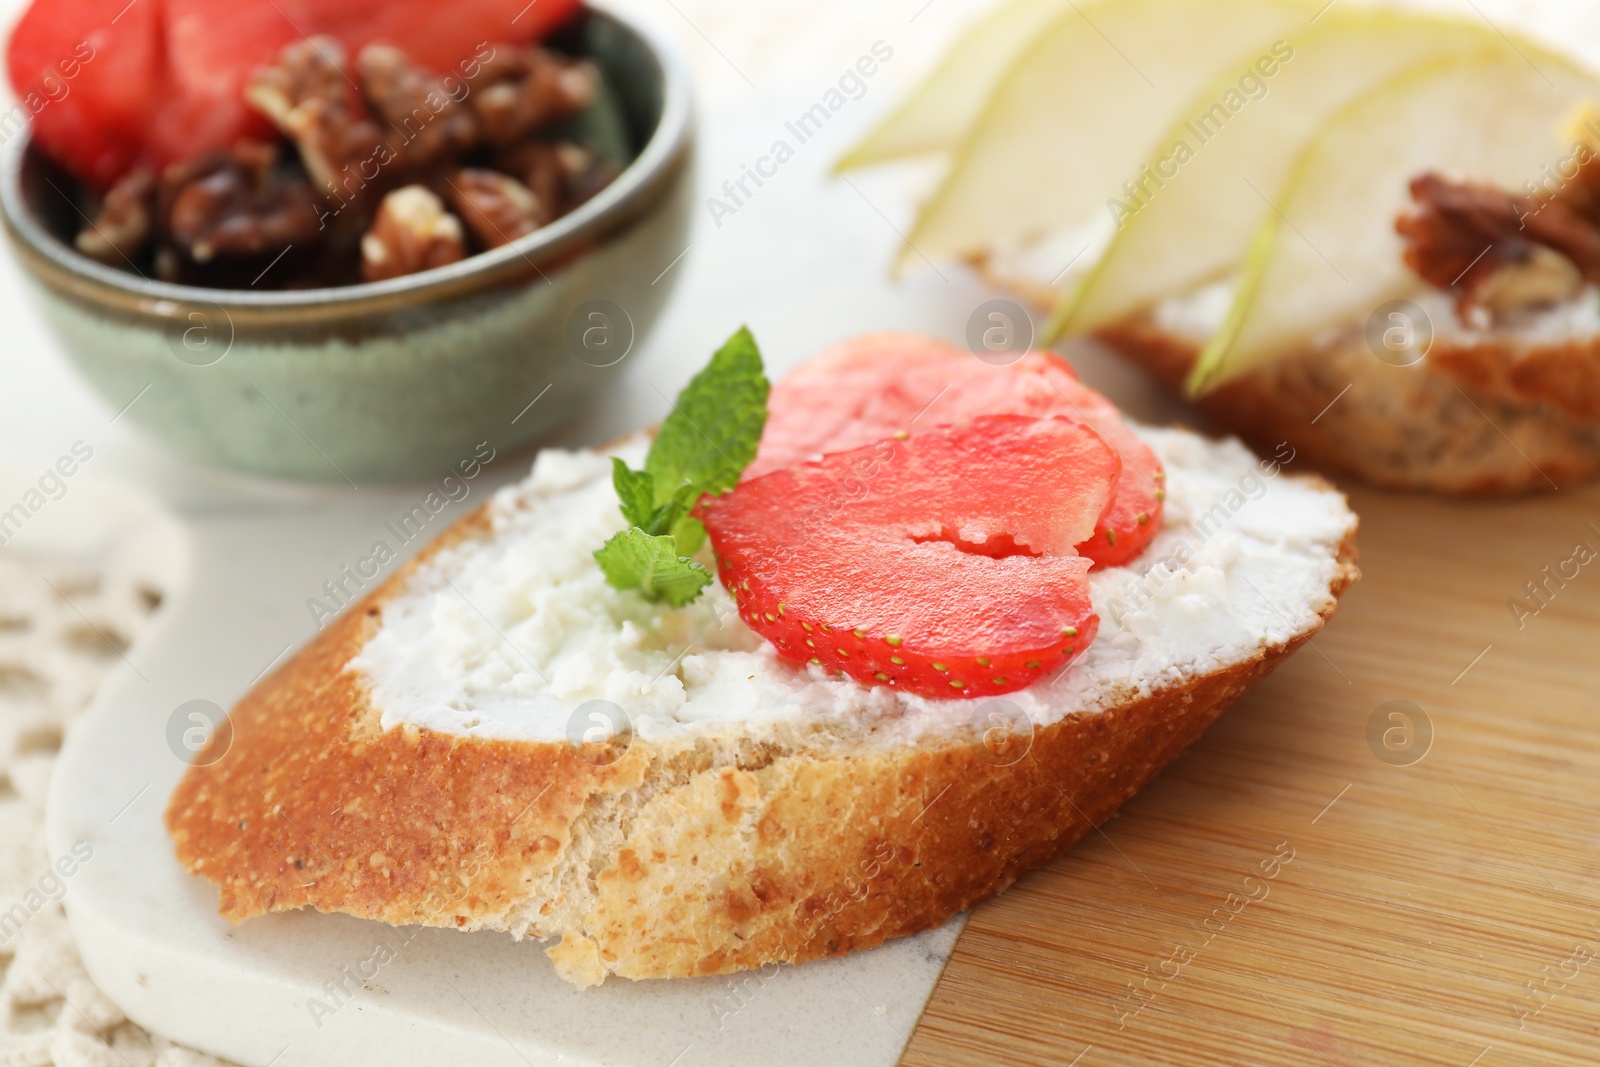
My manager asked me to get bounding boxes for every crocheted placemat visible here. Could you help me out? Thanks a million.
[0,542,223,1067]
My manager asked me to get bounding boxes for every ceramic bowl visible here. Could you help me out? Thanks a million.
[0,3,692,483]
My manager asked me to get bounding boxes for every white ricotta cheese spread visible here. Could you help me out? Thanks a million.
[351,426,1355,746]
[1424,284,1600,345]
[1150,280,1237,343]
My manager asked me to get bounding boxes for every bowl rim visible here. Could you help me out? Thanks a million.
[0,0,692,317]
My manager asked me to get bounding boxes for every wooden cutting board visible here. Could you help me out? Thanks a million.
[907,468,1600,1066]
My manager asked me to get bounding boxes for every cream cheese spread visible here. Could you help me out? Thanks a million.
[351,426,1355,745]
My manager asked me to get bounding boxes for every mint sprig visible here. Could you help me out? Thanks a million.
[594,326,769,605]
[594,527,713,606]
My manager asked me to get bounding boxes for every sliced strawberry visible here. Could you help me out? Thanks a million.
[699,415,1115,699]
[7,0,164,187]
[752,333,1165,567]
[152,0,296,169]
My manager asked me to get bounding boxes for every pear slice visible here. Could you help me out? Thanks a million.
[1046,9,1576,341]
[1190,50,1600,394]
[835,0,1069,170]
[897,0,1311,271]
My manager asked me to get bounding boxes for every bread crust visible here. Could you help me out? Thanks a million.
[166,483,1359,987]
[1098,316,1600,495]
[1428,336,1600,424]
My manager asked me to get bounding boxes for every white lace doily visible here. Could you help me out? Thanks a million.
[0,495,208,1067]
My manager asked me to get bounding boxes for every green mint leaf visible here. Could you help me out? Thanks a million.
[597,327,768,606]
[670,514,706,556]
[611,458,656,529]
[593,528,712,607]
[645,325,769,506]
[643,479,700,537]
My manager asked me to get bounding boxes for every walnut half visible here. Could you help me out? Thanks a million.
[361,185,467,281]
[470,47,599,146]
[1397,171,1600,317]
[445,168,548,249]
[1473,245,1585,319]
[246,36,387,205]
[495,140,617,216]
[357,43,480,169]
[163,143,323,264]
[76,167,156,265]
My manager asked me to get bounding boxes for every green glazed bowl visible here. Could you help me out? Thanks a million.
[1,3,692,483]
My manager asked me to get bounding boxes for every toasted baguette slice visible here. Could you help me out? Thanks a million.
[166,426,1358,988]
[986,257,1600,494]
[1102,313,1600,496]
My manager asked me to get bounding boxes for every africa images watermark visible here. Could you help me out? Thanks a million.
[0,441,97,548]
[305,441,497,627]
[1106,40,1296,230]
[0,842,95,949]
[1510,920,1600,1031]
[705,40,894,229]
[1508,109,1600,231]
[0,39,95,147]
[705,840,897,1030]
[782,438,898,543]
[317,42,498,229]
[1102,441,1297,627]
[304,841,497,1027]
[1112,840,1296,1029]
[1507,520,1598,630]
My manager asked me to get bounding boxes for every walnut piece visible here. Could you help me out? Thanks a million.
[495,139,618,216]
[81,38,612,287]
[357,44,479,169]
[361,185,466,281]
[76,167,156,265]
[163,143,323,263]
[562,146,620,208]
[496,140,568,212]
[246,36,387,204]
[470,47,598,146]
[1473,245,1585,318]
[445,167,548,248]
[1397,171,1600,317]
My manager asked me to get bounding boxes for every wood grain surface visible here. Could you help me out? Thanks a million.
[907,476,1600,1066]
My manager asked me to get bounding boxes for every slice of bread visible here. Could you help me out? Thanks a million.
[985,261,1600,495]
[1100,313,1600,495]
[166,426,1358,988]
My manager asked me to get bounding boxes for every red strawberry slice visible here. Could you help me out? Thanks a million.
[151,0,298,170]
[751,333,1165,568]
[699,414,1115,699]
[7,0,164,188]
[8,0,583,186]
